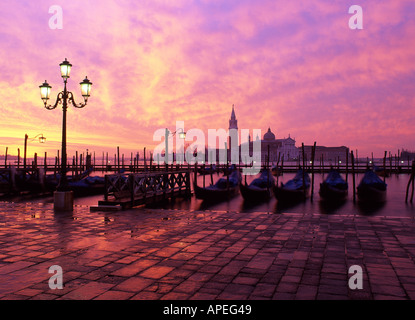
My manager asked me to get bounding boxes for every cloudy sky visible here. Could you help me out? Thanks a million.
[0,0,414,159]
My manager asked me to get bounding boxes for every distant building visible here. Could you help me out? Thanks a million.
[199,106,349,165]
[401,149,415,161]
[302,145,350,163]
[229,107,299,164]
[229,104,238,130]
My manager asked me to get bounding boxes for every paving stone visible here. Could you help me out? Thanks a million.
[59,281,115,300]
[1,203,415,300]
[140,266,174,279]
[295,285,318,300]
[113,277,154,292]
[94,290,135,300]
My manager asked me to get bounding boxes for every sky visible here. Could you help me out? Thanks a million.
[0,0,414,160]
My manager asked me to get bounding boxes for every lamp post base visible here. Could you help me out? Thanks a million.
[54,191,74,212]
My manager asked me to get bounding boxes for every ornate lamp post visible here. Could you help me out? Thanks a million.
[39,58,92,210]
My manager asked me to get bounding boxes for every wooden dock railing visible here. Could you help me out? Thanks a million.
[98,170,191,209]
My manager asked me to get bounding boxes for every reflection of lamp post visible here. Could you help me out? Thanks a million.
[165,128,186,164]
[39,58,92,211]
[24,134,46,168]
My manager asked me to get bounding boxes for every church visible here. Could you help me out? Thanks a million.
[228,106,299,164]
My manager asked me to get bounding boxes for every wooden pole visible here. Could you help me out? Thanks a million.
[4,147,8,168]
[75,151,79,176]
[24,134,28,169]
[194,162,198,189]
[105,152,109,171]
[144,147,147,171]
[117,146,120,172]
[346,148,349,183]
[351,150,356,203]
[405,161,415,203]
[203,164,206,188]
[302,143,306,200]
[17,148,20,169]
[311,142,316,202]
[267,145,270,195]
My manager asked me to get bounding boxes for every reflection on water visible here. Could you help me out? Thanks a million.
[356,201,386,216]
[187,172,415,217]
[318,199,347,215]
[3,172,415,218]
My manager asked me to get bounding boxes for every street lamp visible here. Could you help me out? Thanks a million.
[171,128,186,139]
[40,58,92,210]
[23,134,46,168]
[164,128,186,164]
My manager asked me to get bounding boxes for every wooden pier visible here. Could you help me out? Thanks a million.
[94,170,191,210]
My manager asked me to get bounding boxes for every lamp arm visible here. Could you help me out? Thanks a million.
[68,92,87,108]
[170,128,184,136]
[44,92,64,110]
[28,133,45,141]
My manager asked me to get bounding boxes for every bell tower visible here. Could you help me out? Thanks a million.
[228,105,238,163]
[229,104,238,130]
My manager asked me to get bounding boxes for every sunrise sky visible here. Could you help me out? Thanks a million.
[0,0,414,160]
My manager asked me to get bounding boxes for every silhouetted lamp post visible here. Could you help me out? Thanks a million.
[165,128,186,164]
[39,58,92,211]
[24,134,46,168]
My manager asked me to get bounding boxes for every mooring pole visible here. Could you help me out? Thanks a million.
[405,160,415,203]
[351,150,356,203]
[311,142,316,202]
[302,143,306,200]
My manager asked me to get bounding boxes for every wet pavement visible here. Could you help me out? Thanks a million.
[1,201,415,300]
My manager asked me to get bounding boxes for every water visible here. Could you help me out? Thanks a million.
[165,172,415,217]
[3,171,415,218]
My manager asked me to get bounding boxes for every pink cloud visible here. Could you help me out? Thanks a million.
[0,0,414,159]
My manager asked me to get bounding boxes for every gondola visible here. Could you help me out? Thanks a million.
[194,169,241,201]
[198,164,218,175]
[273,169,310,202]
[319,169,348,201]
[44,168,104,196]
[374,165,390,178]
[240,169,275,202]
[68,175,105,196]
[271,164,283,177]
[357,169,387,203]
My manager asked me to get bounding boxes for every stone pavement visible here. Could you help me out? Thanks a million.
[0,201,415,300]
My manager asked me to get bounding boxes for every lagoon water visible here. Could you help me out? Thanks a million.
[2,171,414,218]
[69,171,414,218]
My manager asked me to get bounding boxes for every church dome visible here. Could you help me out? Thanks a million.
[264,127,275,141]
